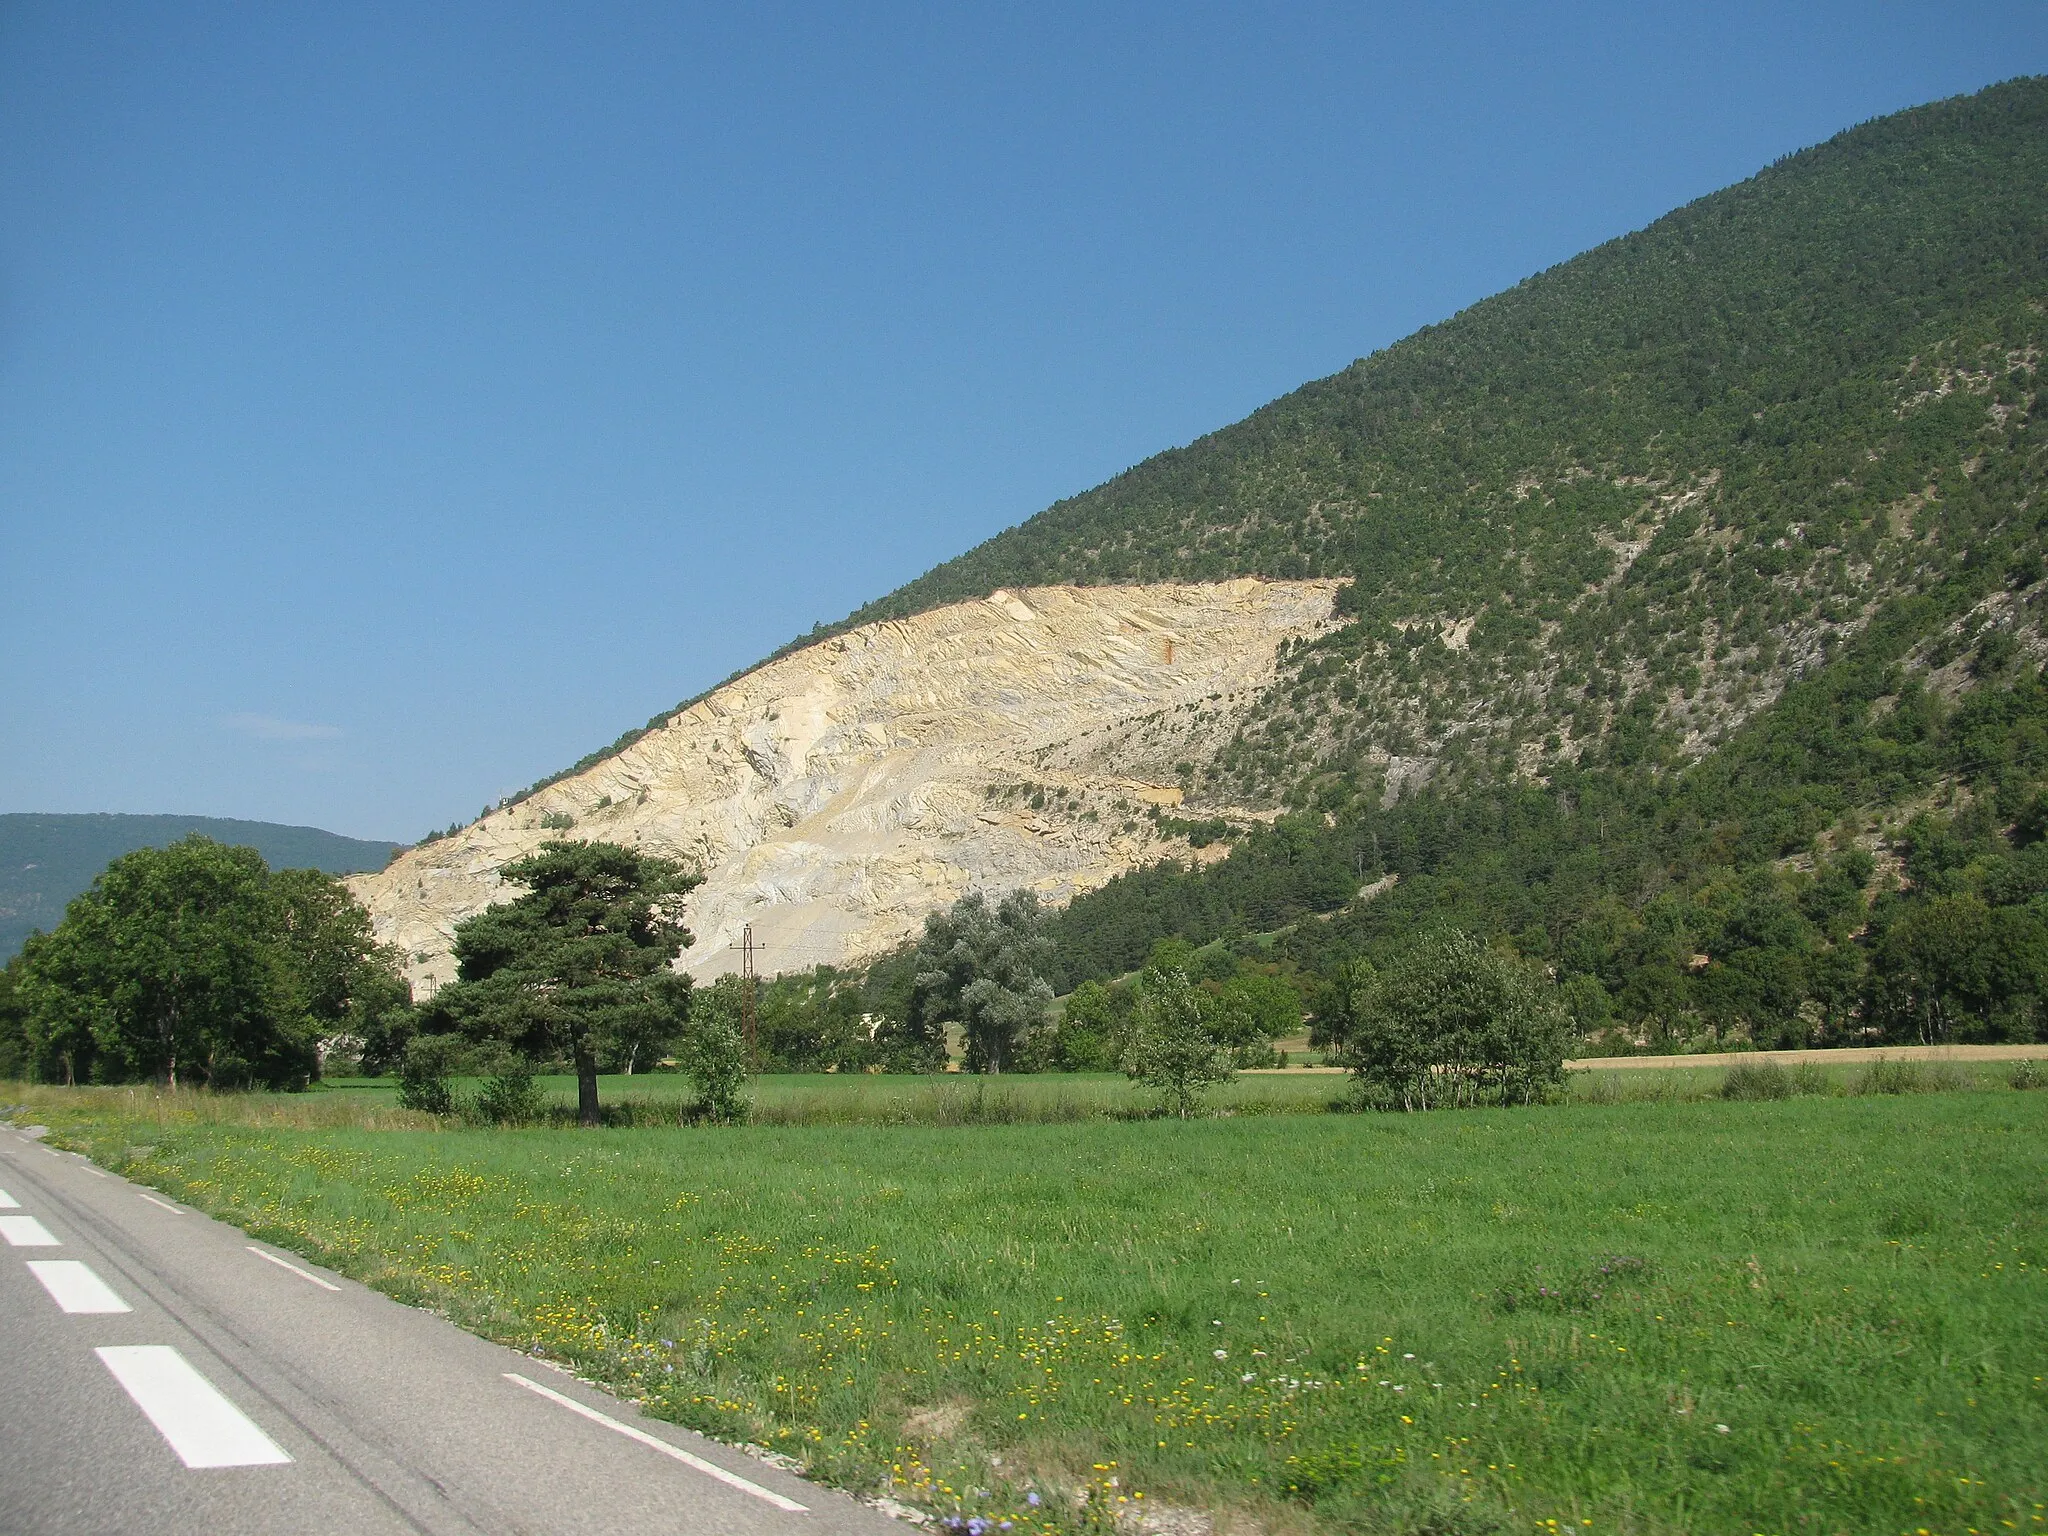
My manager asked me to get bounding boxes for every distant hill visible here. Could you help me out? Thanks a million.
[0,814,398,960]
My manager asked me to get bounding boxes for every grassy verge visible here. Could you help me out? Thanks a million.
[5,1080,2044,1535]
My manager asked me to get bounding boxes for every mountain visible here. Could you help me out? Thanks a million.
[844,76,2048,810]
[361,79,2048,1046]
[0,814,398,961]
[353,581,1334,989]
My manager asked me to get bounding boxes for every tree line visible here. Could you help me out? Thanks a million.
[0,836,408,1089]
[0,830,1592,1121]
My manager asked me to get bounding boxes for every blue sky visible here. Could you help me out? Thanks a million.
[4,3,2045,841]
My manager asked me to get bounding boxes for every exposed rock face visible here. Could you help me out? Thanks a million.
[350,579,1339,990]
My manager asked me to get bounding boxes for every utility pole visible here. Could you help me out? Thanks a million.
[728,924,763,1070]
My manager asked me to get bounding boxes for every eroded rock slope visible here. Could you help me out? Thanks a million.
[351,580,1337,988]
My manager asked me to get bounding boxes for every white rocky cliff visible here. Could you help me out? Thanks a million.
[349,579,1339,990]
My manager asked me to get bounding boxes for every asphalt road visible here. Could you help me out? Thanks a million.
[0,1124,909,1536]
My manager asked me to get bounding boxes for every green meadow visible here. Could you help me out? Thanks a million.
[302,1057,2034,1125]
[8,1079,2046,1536]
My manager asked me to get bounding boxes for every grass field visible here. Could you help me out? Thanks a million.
[295,1056,2038,1128]
[7,1079,2045,1536]
[315,1069,1352,1124]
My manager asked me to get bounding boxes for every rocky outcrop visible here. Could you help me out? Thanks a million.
[349,579,1339,989]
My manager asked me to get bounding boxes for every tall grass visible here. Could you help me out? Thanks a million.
[8,1057,2014,1137]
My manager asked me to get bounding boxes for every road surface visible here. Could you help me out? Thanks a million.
[0,1123,910,1536]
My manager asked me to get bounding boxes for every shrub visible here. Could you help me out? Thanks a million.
[1854,1057,1965,1095]
[2011,1058,2045,1090]
[397,1034,461,1114]
[1721,1060,1793,1100]
[1859,1058,1920,1094]
[679,979,750,1124]
[1341,930,1575,1110]
[1788,1062,1833,1096]
[471,1057,542,1125]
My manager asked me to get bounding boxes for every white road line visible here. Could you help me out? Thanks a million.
[504,1373,809,1513]
[0,1214,61,1246]
[248,1246,342,1292]
[27,1259,131,1314]
[0,1186,17,1206]
[136,1191,183,1214]
[96,1346,292,1468]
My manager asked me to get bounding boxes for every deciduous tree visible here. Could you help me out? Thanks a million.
[1125,964,1236,1118]
[10,837,378,1089]
[909,890,1054,1073]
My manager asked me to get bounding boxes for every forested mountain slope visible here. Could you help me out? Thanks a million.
[731,79,2048,1059]
[832,77,2047,809]
[417,80,2048,1058]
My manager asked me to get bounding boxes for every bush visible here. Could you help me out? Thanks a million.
[1341,930,1575,1110]
[397,1034,461,1114]
[2011,1058,2045,1090]
[1858,1058,1923,1095]
[1923,1061,1968,1092]
[1854,1057,1965,1094]
[471,1057,542,1125]
[1789,1062,1834,1096]
[1721,1060,1793,1100]
[679,979,750,1124]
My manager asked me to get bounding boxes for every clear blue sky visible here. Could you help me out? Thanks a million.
[4,3,2045,842]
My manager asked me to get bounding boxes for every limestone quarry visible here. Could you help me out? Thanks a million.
[349,579,1339,990]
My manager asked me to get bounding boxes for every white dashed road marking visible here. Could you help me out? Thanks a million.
[0,1214,61,1246]
[505,1372,809,1512]
[135,1192,182,1214]
[96,1346,293,1468]
[28,1259,132,1314]
[0,1186,18,1206]
[247,1247,342,1292]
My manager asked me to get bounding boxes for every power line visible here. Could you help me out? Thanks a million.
[728,923,764,1070]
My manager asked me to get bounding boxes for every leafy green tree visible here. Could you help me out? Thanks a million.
[14,837,317,1089]
[268,866,411,1066]
[437,841,699,1125]
[1343,930,1575,1110]
[1125,965,1236,1118]
[1215,971,1302,1064]
[909,890,1055,1073]
[1307,957,1375,1056]
[1029,978,1126,1071]
[678,976,751,1123]
[0,954,29,1080]
[756,964,880,1072]
[1864,894,2048,1043]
